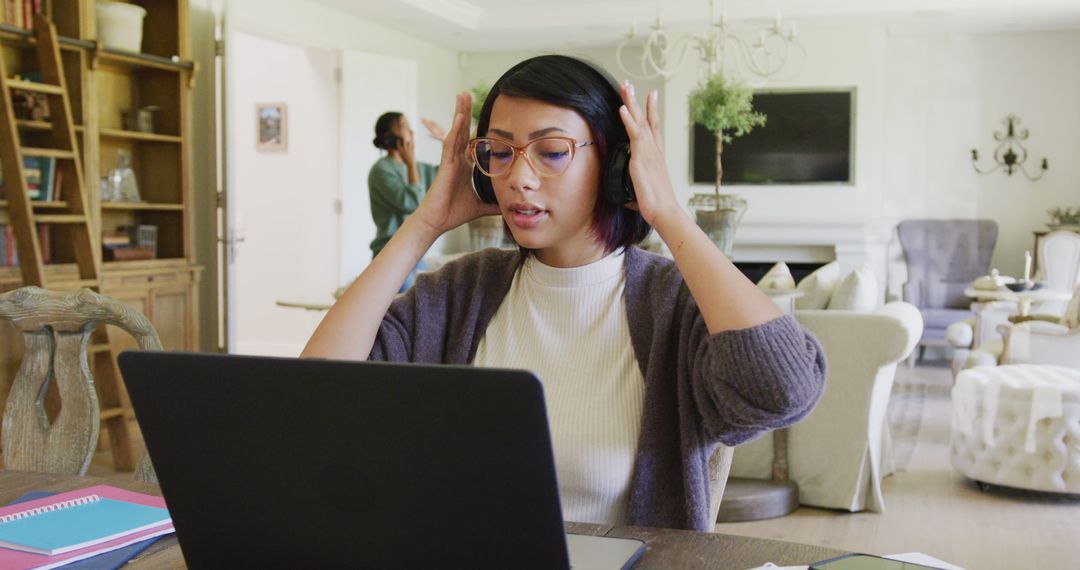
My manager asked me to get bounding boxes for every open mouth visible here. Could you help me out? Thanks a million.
[507,203,548,228]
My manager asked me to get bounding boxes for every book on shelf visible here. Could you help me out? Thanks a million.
[0,484,173,570]
[104,246,155,261]
[0,224,14,266]
[101,232,131,248]
[0,224,52,266]
[0,157,59,201]
[103,225,157,261]
[0,0,42,30]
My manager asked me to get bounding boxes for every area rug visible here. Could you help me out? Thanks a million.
[886,374,928,472]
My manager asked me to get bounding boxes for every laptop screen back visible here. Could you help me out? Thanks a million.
[120,351,570,569]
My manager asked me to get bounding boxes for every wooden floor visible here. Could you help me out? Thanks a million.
[716,363,1080,570]
[83,363,1080,569]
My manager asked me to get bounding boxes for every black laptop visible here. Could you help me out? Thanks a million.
[119,351,645,569]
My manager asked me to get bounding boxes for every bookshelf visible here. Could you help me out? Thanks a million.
[0,0,201,469]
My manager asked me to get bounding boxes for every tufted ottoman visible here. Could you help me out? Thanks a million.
[951,365,1080,493]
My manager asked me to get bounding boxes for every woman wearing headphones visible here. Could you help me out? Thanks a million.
[305,55,825,531]
[368,112,446,290]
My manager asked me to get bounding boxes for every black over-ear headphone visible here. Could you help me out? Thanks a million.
[471,60,635,206]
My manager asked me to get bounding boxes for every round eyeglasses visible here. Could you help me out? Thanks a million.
[468,136,594,178]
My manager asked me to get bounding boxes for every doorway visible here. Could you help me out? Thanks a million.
[227,31,340,356]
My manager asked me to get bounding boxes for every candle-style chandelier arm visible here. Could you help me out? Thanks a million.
[613,1,805,82]
[616,23,695,80]
[971,114,1048,181]
[717,17,803,79]
[970,149,1003,175]
[726,29,807,80]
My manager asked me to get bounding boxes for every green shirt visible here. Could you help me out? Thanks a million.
[368,156,438,256]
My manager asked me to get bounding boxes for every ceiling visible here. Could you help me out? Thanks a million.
[313,0,1080,52]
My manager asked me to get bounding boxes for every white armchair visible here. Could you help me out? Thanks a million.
[1000,320,1080,369]
[1032,230,1080,315]
[960,284,1080,370]
[729,302,923,512]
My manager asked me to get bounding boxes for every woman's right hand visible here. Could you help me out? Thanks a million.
[412,92,501,236]
[396,136,416,167]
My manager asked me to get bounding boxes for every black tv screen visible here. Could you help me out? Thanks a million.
[691,90,853,184]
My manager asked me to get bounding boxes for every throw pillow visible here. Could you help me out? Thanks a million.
[795,261,841,310]
[827,264,879,312]
[757,262,796,290]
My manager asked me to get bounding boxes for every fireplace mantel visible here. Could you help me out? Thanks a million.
[730,220,896,294]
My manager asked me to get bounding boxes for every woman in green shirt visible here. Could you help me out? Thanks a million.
[369,112,443,290]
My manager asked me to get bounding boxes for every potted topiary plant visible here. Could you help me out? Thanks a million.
[687,73,766,257]
[469,81,489,125]
[465,81,511,250]
[1047,206,1080,231]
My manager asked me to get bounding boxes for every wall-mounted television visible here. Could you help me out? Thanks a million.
[691,89,855,185]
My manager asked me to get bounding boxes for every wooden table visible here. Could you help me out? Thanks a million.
[0,471,846,569]
[275,299,333,311]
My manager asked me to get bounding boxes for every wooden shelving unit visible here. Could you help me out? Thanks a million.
[100,128,182,143]
[0,1,202,471]
[101,201,184,211]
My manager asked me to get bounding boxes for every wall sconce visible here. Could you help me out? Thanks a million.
[971,114,1048,181]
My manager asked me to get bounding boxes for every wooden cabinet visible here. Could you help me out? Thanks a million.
[101,266,200,352]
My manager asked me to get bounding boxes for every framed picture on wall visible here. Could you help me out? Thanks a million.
[256,102,287,151]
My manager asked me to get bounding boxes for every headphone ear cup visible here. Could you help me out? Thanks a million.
[471,166,497,204]
[603,142,635,204]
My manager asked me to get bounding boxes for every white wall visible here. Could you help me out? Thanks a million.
[883,30,1079,277]
[231,32,339,357]
[968,32,1080,276]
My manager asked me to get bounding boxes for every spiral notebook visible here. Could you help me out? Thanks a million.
[0,485,174,570]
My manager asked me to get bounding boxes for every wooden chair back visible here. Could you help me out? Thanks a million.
[0,286,161,475]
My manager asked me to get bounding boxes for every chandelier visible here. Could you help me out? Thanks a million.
[615,1,806,82]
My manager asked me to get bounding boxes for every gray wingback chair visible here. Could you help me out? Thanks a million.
[897,220,998,363]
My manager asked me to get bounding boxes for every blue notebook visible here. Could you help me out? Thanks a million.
[0,495,170,556]
[7,492,163,570]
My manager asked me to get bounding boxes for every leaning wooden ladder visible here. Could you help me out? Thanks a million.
[0,16,136,470]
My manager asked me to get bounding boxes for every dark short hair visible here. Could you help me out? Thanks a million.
[476,55,652,254]
[372,111,403,150]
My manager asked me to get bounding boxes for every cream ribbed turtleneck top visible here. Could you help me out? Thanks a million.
[472,251,645,525]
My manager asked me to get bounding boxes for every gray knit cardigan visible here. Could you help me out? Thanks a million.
[369,246,826,531]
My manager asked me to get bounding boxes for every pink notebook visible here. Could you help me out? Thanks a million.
[0,485,174,570]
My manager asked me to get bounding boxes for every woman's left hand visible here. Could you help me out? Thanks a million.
[617,81,682,227]
[420,118,447,142]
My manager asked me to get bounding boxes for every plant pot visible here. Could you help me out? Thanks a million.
[689,193,747,258]
[96,2,146,53]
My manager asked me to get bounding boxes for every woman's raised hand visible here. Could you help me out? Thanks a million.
[420,118,447,142]
[413,92,502,236]
[617,81,682,227]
